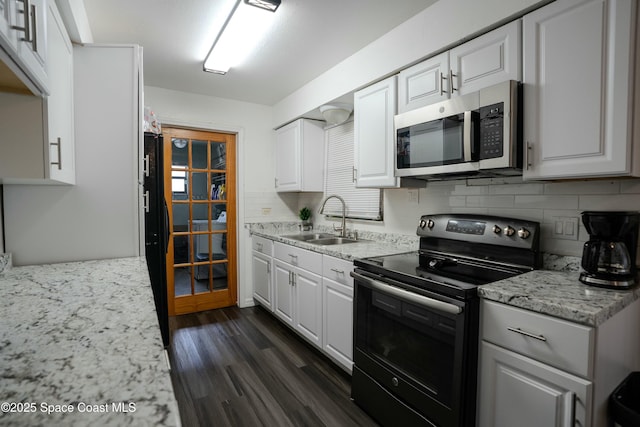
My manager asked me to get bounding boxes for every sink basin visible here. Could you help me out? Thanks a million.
[306,237,361,245]
[282,233,335,241]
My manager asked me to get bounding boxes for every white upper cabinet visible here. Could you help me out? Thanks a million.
[45,0,74,184]
[397,52,449,113]
[450,20,521,96]
[15,0,47,92]
[523,0,638,180]
[397,20,521,113]
[0,0,48,94]
[0,0,73,184]
[0,0,16,51]
[354,75,399,188]
[275,118,325,192]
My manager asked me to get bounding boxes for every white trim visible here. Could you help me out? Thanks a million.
[157,117,249,308]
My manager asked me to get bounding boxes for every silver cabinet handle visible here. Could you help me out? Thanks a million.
[143,154,150,177]
[330,268,345,275]
[526,141,533,170]
[50,137,62,170]
[256,242,263,251]
[564,392,576,426]
[266,261,270,274]
[507,326,547,342]
[12,0,32,42]
[30,2,37,51]
[288,254,298,260]
[449,69,457,93]
[350,271,462,315]
[440,72,446,96]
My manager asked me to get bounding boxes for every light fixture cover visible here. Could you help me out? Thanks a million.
[244,0,280,12]
[320,103,353,125]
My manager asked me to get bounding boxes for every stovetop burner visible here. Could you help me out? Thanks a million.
[354,214,541,300]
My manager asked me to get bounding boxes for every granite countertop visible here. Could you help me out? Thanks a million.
[0,257,179,426]
[479,269,640,327]
[247,222,418,261]
[249,222,640,328]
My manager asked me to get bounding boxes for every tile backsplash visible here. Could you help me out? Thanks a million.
[246,177,640,260]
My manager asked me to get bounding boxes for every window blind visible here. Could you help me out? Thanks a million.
[323,121,382,220]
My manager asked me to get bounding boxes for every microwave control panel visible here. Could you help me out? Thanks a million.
[479,102,504,159]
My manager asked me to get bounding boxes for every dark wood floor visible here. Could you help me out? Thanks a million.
[168,305,378,427]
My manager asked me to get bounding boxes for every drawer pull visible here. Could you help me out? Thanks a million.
[330,268,344,275]
[507,327,547,342]
[288,254,298,259]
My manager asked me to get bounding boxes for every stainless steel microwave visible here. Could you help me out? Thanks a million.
[394,80,522,180]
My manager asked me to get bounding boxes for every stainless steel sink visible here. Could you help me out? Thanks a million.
[306,237,361,245]
[282,233,335,241]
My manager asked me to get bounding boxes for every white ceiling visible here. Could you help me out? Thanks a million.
[82,0,437,106]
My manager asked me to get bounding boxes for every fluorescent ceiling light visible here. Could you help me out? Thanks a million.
[203,0,279,75]
[245,0,281,12]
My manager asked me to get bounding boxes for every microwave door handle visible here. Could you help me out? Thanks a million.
[463,110,472,162]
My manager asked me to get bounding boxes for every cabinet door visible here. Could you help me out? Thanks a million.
[252,251,272,310]
[523,0,635,180]
[45,0,74,184]
[294,267,322,348]
[450,20,521,96]
[354,75,399,188]
[273,259,295,327]
[275,120,301,191]
[322,277,353,372]
[0,0,16,50]
[15,0,47,93]
[397,52,449,113]
[479,342,592,427]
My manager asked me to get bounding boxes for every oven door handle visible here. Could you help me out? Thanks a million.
[350,271,463,315]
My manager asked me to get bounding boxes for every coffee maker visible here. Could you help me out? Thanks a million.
[579,211,640,289]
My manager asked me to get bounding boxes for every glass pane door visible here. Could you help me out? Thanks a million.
[163,128,236,315]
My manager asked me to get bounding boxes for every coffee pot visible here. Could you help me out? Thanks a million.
[579,211,640,289]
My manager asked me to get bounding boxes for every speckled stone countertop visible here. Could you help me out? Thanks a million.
[478,269,640,327]
[0,257,179,426]
[247,222,418,260]
[249,222,640,328]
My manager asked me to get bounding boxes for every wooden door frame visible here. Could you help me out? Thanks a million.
[163,126,238,315]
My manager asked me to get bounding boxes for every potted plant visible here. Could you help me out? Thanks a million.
[299,207,312,231]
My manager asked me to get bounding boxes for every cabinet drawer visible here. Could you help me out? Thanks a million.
[252,236,273,255]
[322,255,353,287]
[274,242,322,275]
[482,300,594,378]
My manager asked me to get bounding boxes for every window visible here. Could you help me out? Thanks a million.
[323,121,382,220]
[172,168,187,193]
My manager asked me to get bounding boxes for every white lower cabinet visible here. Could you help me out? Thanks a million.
[322,255,354,373]
[251,236,273,310]
[480,341,591,427]
[253,238,355,372]
[273,242,323,348]
[478,299,640,427]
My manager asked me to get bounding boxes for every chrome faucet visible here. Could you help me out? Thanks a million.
[319,194,347,238]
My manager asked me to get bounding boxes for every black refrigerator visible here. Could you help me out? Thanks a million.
[143,132,169,347]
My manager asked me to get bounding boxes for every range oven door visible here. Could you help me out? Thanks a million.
[351,270,478,427]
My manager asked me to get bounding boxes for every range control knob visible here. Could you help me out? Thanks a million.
[492,225,502,234]
[518,227,531,239]
[503,226,515,237]
[426,219,435,229]
[419,219,427,229]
